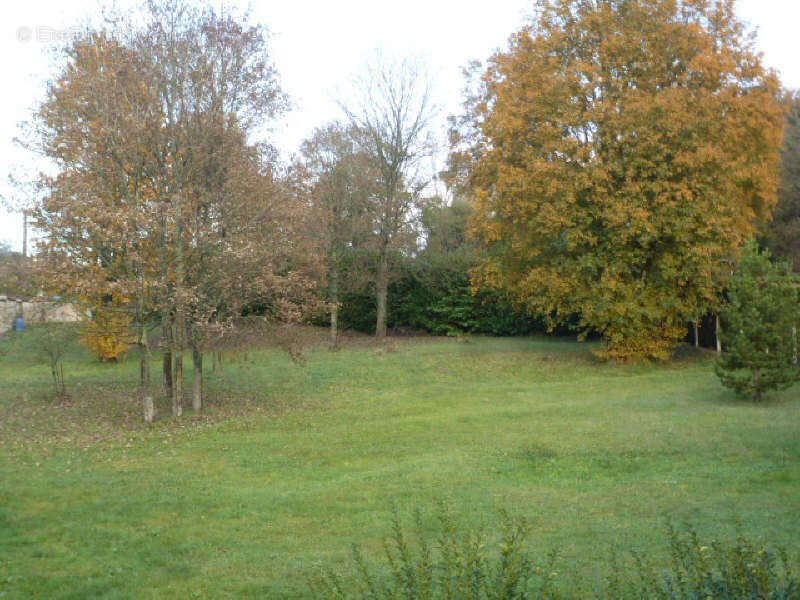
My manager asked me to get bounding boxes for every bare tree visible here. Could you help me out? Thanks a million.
[340,52,437,338]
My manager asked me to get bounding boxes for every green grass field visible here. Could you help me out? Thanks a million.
[1,328,798,598]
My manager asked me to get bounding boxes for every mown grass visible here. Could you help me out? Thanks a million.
[0,327,798,598]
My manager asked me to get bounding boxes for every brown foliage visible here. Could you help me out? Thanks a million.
[29,2,322,420]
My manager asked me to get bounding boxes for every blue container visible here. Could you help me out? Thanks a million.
[13,316,25,331]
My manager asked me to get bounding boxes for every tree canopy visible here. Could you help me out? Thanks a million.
[30,2,320,420]
[457,0,785,360]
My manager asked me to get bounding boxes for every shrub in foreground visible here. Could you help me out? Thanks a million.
[606,522,799,599]
[310,507,799,599]
[309,506,558,599]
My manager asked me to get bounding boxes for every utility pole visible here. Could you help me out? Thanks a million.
[22,211,28,258]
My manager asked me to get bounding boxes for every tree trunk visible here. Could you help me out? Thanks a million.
[693,322,699,348]
[753,367,761,401]
[375,249,388,338]
[192,346,203,411]
[172,348,183,416]
[330,269,339,349]
[172,321,183,417]
[50,362,59,396]
[163,350,172,395]
[162,315,173,396]
[172,219,184,417]
[715,315,722,354]
[141,328,154,424]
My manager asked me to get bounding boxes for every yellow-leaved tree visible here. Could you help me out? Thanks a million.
[83,303,134,362]
[453,0,785,360]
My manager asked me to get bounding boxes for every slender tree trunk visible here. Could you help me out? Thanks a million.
[715,315,722,354]
[192,345,203,411]
[141,328,154,424]
[375,248,388,338]
[172,219,184,417]
[753,367,761,401]
[172,321,183,417]
[159,209,172,397]
[50,362,58,396]
[692,322,699,348]
[330,269,339,349]
[163,350,172,394]
[162,314,173,396]
[137,281,154,423]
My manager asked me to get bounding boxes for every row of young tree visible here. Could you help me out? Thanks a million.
[24,2,319,421]
[9,0,800,418]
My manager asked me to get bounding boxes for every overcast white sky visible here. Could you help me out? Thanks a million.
[0,0,798,251]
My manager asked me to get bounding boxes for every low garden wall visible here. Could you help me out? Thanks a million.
[0,296,83,334]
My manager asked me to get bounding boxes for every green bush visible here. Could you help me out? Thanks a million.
[607,522,799,599]
[308,505,559,599]
[309,507,799,599]
[335,275,546,337]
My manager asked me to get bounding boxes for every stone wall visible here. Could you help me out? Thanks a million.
[0,296,84,334]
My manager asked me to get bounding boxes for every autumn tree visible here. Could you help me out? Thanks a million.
[31,1,318,421]
[715,241,800,400]
[341,53,437,338]
[128,1,295,414]
[300,122,377,347]
[32,32,162,420]
[457,0,785,360]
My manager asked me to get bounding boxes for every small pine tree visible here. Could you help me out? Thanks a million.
[715,241,800,400]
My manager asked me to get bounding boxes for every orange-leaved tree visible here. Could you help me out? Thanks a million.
[454,0,785,360]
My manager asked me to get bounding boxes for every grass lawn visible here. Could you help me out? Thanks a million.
[0,328,798,598]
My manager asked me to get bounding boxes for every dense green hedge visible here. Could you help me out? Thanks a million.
[336,274,546,337]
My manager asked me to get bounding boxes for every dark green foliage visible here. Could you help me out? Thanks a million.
[335,198,547,336]
[335,268,545,337]
[389,274,545,337]
[715,241,800,400]
[308,505,559,599]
